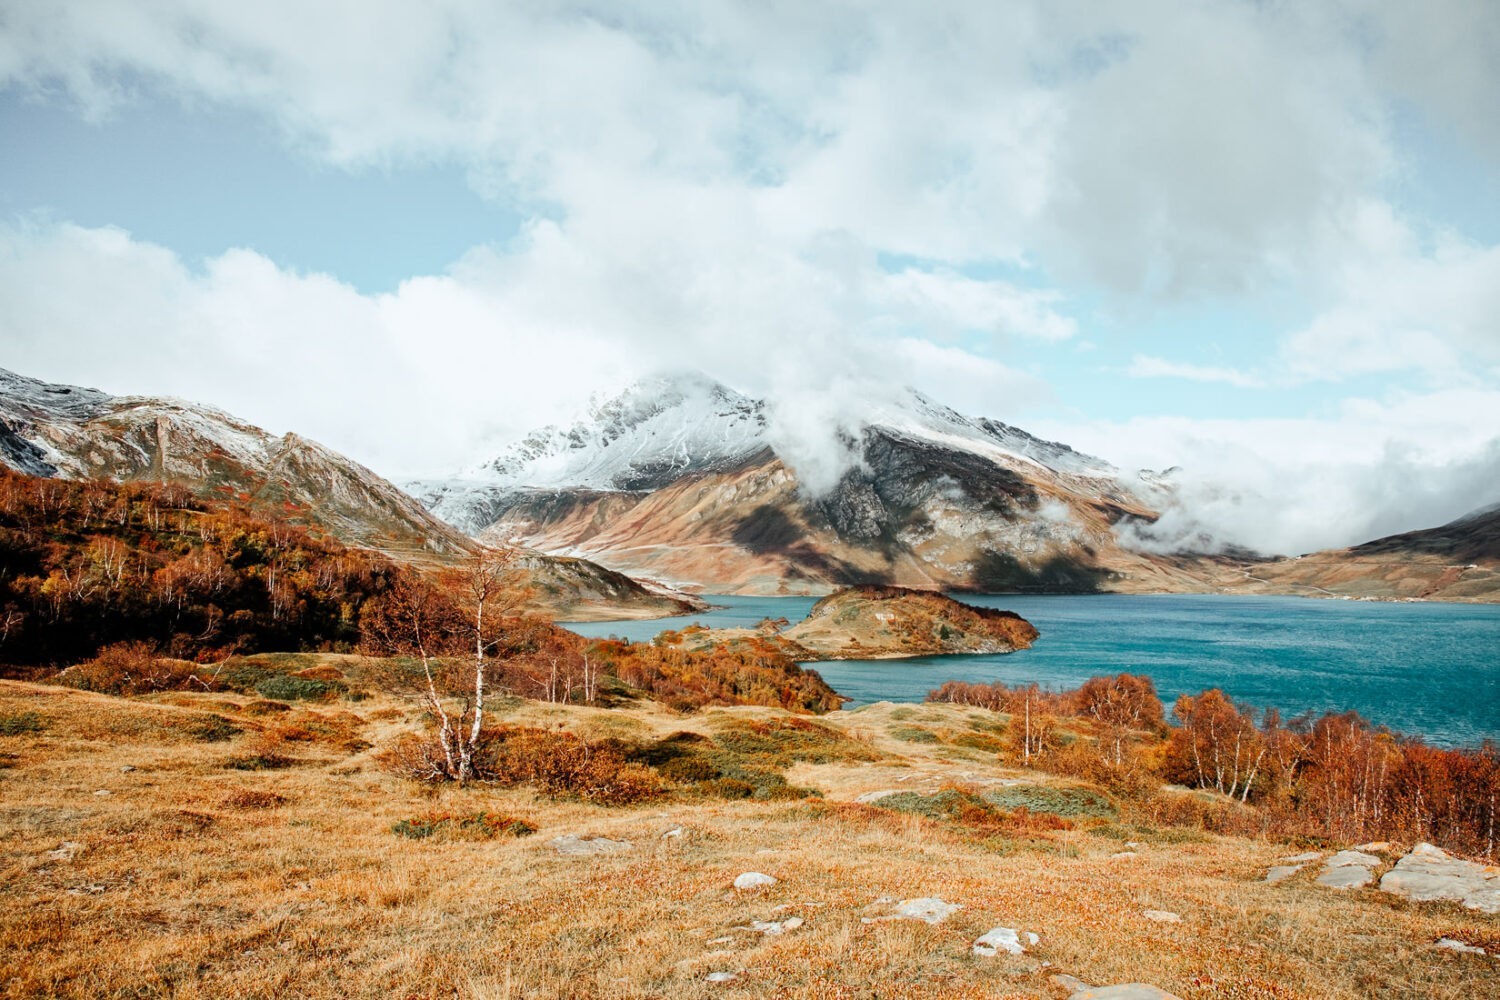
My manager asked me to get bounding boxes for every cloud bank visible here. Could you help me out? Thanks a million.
[1,1,1498,554]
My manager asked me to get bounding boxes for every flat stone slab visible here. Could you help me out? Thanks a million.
[1379,842,1500,914]
[1315,848,1381,889]
[1281,851,1323,863]
[854,789,900,803]
[1265,864,1304,883]
[548,835,633,857]
[1141,910,1180,923]
[861,897,961,925]
[1434,937,1486,955]
[1317,864,1374,889]
[1063,982,1183,1000]
[738,917,803,935]
[1326,849,1381,868]
[733,871,778,890]
[972,926,1038,956]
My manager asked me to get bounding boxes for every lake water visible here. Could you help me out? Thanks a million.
[563,594,1500,748]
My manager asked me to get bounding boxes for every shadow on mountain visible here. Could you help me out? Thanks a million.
[732,504,865,582]
[967,551,1109,594]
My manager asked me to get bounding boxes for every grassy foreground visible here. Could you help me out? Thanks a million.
[0,667,1496,999]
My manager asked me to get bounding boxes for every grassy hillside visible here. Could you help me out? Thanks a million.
[1,665,1495,998]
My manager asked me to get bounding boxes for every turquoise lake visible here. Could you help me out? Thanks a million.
[563,594,1500,748]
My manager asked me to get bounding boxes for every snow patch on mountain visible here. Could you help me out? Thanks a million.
[415,372,1130,537]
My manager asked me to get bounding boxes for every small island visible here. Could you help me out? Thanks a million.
[672,585,1039,661]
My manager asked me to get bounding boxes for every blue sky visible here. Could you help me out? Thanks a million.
[1,1,1498,553]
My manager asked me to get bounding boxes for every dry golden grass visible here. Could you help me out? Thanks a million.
[0,679,1495,999]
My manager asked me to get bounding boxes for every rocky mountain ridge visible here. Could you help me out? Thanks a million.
[0,367,703,619]
[415,372,1214,595]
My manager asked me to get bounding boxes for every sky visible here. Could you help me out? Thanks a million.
[1,1,1498,556]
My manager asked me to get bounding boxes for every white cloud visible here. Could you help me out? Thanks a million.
[1,0,1498,550]
[1126,355,1264,389]
[1041,388,1500,555]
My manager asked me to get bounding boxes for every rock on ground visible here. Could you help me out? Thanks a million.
[1141,910,1180,923]
[547,835,633,857]
[1052,975,1183,1000]
[1315,849,1381,889]
[861,897,961,925]
[1434,937,1486,956]
[1379,842,1500,914]
[972,926,1038,956]
[733,872,778,890]
[1264,865,1304,883]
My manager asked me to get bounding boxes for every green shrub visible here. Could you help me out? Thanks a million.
[984,783,1117,819]
[0,711,45,736]
[889,726,938,744]
[224,752,297,771]
[391,811,537,841]
[254,675,344,702]
[189,714,241,742]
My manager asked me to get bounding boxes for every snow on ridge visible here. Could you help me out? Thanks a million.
[432,371,1122,499]
[461,372,770,491]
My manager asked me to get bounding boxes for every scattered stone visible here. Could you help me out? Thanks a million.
[1434,937,1486,956]
[1327,849,1381,868]
[972,926,1038,956]
[1264,864,1304,883]
[547,835,633,857]
[660,826,684,840]
[733,872,778,890]
[740,917,803,936]
[1109,851,1138,860]
[66,883,106,895]
[855,789,900,804]
[1379,842,1500,914]
[1125,841,1145,849]
[119,765,136,773]
[1317,865,1374,890]
[1065,985,1183,1000]
[1141,910,1180,924]
[92,789,111,797]
[1315,849,1381,889]
[46,841,82,861]
[1052,974,1089,993]
[1281,851,1323,863]
[705,971,737,983]
[861,897,961,925]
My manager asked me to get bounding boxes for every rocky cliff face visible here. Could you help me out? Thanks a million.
[0,367,704,619]
[415,373,1217,595]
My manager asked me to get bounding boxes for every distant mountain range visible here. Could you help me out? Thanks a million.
[412,372,1499,603]
[1213,502,1500,602]
[0,368,701,620]
[411,373,1220,595]
[4,365,1493,606]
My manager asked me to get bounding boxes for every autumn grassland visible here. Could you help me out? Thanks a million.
[1,658,1496,1000]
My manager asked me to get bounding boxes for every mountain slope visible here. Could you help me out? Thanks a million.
[1213,502,1500,602]
[0,367,703,619]
[415,373,1217,595]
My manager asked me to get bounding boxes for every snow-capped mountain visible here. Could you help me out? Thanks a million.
[0,366,471,558]
[0,366,706,617]
[412,372,770,532]
[415,372,1213,595]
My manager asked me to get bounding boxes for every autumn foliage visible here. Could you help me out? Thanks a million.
[930,675,1500,859]
[0,468,396,666]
